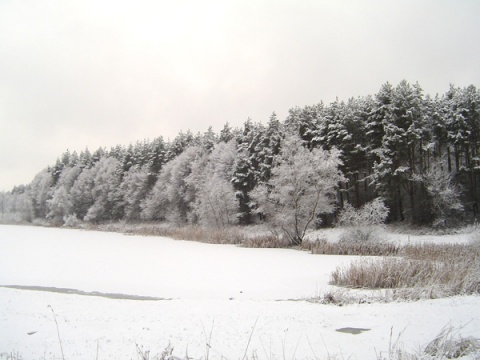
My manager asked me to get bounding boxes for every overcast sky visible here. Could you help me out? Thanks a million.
[1,0,479,191]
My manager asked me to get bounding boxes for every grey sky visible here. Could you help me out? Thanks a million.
[1,0,479,191]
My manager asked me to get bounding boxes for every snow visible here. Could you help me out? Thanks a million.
[0,225,355,300]
[307,226,478,245]
[1,225,480,359]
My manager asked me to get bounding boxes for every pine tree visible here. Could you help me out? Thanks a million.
[285,104,323,149]
[231,119,263,224]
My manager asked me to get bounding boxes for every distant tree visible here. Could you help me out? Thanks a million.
[46,165,82,225]
[254,112,283,183]
[119,165,150,221]
[316,97,370,207]
[231,119,263,224]
[142,146,201,224]
[418,159,464,227]
[187,140,239,227]
[83,157,123,222]
[444,85,480,211]
[166,130,196,160]
[146,136,167,185]
[46,187,72,225]
[78,148,93,169]
[201,126,217,151]
[284,104,323,148]
[219,122,234,143]
[70,166,96,219]
[251,134,344,245]
[0,187,33,223]
[28,169,54,219]
[371,81,427,223]
[193,175,239,228]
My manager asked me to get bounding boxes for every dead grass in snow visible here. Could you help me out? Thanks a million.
[330,241,480,300]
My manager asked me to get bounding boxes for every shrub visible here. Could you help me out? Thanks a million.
[337,199,389,227]
[336,199,390,249]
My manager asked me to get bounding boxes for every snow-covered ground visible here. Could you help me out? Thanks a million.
[1,225,479,359]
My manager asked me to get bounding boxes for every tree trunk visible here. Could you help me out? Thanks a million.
[354,173,360,208]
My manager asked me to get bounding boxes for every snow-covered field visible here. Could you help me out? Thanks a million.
[1,225,479,359]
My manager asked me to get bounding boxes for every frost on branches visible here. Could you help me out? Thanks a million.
[251,134,344,245]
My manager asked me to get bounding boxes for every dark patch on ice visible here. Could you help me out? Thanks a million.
[335,327,370,335]
[0,285,169,301]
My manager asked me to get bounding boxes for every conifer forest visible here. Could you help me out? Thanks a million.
[2,80,479,235]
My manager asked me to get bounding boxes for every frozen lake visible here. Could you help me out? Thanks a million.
[0,224,356,300]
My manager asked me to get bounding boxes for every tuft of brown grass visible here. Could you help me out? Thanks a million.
[89,222,291,248]
[137,225,246,244]
[401,242,478,262]
[242,234,290,248]
[330,241,480,299]
[304,238,400,256]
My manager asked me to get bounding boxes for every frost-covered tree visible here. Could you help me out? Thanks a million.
[147,136,167,183]
[0,186,33,223]
[46,165,82,225]
[70,166,96,220]
[316,97,370,207]
[419,160,464,227]
[142,146,201,224]
[284,104,323,149]
[46,187,72,225]
[6,80,480,229]
[253,113,283,183]
[166,130,196,161]
[231,119,263,224]
[28,169,54,219]
[371,81,427,223]
[219,122,234,143]
[193,175,239,228]
[443,85,480,212]
[201,126,217,151]
[187,140,239,227]
[251,134,344,245]
[83,157,123,222]
[119,165,150,221]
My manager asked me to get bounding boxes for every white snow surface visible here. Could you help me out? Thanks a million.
[1,225,479,359]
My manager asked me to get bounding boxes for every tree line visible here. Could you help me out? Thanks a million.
[1,80,479,233]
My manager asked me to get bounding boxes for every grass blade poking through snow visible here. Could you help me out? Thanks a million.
[242,317,259,360]
[48,305,65,360]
